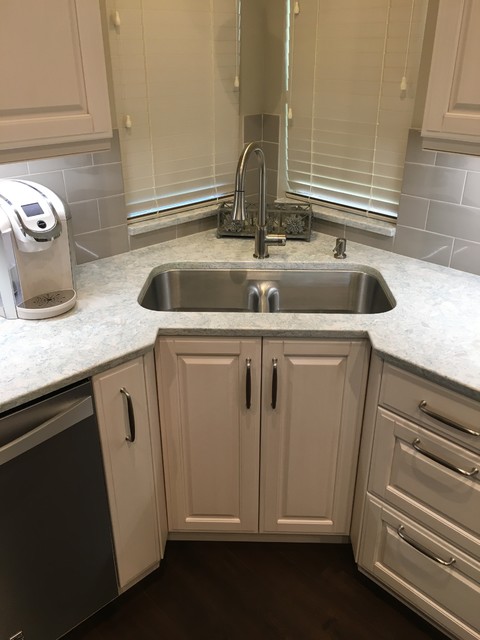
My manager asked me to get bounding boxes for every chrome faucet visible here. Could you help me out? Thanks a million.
[232,142,286,259]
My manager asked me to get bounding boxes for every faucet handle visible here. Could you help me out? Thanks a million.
[266,233,287,247]
[333,237,347,259]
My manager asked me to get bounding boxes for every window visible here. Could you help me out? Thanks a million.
[107,0,242,220]
[286,0,428,219]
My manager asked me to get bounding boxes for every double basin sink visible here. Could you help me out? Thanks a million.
[139,266,395,314]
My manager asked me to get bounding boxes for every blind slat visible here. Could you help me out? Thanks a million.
[108,0,241,219]
[287,0,428,218]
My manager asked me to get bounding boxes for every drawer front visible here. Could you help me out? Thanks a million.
[380,364,480,454]
[369,408,480,557]
[359,496,480,640]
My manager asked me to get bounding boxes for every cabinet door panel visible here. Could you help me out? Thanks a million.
[0,0,111,149]
[93,357,160,590]
[260,340,369,534]
[422,0,480,148]
[157,338,261,532]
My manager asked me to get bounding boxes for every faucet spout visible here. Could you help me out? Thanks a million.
[232,141,286,259]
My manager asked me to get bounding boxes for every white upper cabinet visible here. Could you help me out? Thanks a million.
[0,0,112,156]
[422,0,480,154]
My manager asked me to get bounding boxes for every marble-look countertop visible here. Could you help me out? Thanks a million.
[2,230,480,412]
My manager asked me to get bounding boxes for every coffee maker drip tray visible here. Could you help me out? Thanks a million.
[17,289,77,320]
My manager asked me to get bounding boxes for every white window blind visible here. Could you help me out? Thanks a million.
[107,0,241,219]
[286,0,428,218]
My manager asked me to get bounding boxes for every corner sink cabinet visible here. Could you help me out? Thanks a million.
[352,356,480,640]
[155,337,370,535]
[92,354,167,591]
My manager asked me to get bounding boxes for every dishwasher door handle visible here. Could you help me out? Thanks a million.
[0,396,93,467]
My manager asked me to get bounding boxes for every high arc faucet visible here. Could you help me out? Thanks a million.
[232,141,286,259]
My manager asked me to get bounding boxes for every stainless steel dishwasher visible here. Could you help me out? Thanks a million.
[0,380,118,640]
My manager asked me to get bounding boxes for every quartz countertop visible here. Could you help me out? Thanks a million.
[2,230,480,412]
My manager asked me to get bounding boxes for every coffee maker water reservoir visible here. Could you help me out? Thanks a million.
[0,179,76,319]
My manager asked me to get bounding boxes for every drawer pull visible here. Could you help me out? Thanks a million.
[412,438,479,478]
[271,358,278,409]
[418,400,480,437]
[397,526,455,567]
[120,387,136,443]
[246,358,252,409]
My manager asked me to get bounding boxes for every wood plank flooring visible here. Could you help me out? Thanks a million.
[65,541,450,640]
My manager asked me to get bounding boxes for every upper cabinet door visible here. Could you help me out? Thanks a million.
[0,0,111,151]
[422,0,480,153]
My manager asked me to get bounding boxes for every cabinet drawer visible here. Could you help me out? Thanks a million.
[359,496,480,640]
[369,408,480,558]
[380,364,480,453]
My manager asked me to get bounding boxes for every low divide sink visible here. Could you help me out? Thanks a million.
[139,267,395,314]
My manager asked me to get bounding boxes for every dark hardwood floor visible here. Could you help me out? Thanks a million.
[65,541,450,640]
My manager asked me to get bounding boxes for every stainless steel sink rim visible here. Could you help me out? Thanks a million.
[139,265,396,314]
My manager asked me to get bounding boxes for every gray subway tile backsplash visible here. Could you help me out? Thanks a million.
[98,194,127,229]
[397,194,429,229]
[69,200,100,236]
[0,161,29,178]
[461,171,480,208]
[263,114,280,143]
[262,141,279,173]
[64,163,124,203]
[435,151,480,171]
[427,200,480,243]
[27,153,93,173]
[450,239,480,277]
[26,170,68,201]
[395,129,480,275]
[0,130,128,264]
[1,123,480,276]
[393,226,453,267]
[401,162,466,203]
[74,226,129,264]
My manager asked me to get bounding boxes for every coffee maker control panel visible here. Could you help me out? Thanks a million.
[17,200,61,240]
[0,182,62,248]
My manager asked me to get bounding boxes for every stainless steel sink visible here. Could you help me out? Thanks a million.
[139,267,395,314]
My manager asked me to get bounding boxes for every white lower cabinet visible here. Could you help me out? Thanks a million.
[360,497,480,640]
[354,357,480,640]
[93,354,167,591]
[156,337,369,535]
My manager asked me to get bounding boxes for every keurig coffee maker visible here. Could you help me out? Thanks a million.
[0,179,76,319]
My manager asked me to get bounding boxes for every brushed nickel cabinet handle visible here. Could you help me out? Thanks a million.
[397,525,455,567]
[412,438,478,477]
[271,358,278,409]
[246,358,252,409]
[418,400,480,437]
[120,387,136,443]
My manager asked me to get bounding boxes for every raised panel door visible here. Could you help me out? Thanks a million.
[422,0,480,150]
[260,340,369,534]
[156,337,261,533]
[0,0,111,151]
[93,357,160,590]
